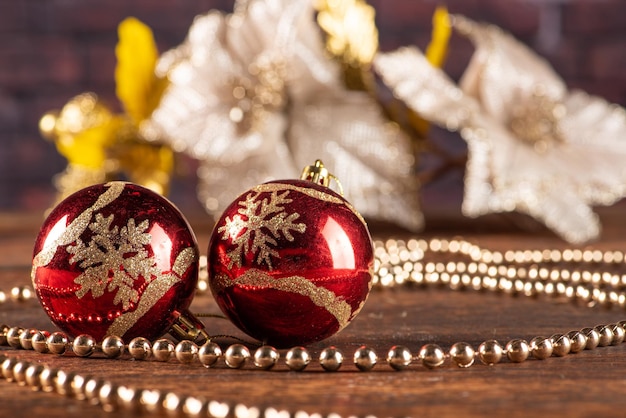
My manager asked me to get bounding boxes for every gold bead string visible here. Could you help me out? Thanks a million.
[373,238,626,307]
[2,238,626,416]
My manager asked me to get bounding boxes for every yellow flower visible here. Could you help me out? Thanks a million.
[40,17,173,200]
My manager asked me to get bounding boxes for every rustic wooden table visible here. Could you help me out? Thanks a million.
[1,207,626,418]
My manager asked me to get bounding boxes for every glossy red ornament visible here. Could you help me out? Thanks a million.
[32,182,202,342]
[208,161,374,347]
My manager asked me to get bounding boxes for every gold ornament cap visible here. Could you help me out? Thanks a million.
[300,160,343,195]
[169,310,210,344]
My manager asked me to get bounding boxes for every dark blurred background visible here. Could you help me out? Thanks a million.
[1,0,625,217]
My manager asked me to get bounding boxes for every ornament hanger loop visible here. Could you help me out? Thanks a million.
[300,159,344,195]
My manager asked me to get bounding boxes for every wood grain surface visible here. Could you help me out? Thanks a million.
[1,207,626,418]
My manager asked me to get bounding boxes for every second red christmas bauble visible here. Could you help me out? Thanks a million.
[208,161,374,347]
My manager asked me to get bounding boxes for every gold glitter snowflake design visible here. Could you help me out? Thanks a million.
[219,190,306,270]
[67,213,159,310]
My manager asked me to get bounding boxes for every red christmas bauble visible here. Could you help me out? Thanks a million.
[208,178,374,347]
[32,182,200,342]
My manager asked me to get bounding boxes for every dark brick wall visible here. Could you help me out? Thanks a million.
[1,0,625,212]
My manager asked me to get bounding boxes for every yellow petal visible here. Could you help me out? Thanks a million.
[425,6,451,68]
[115,17,164,124]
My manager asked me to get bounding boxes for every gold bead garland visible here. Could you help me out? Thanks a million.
[373,238,626,308]
[2,237,626,417]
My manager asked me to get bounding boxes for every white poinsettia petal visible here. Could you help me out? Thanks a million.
[286,13,423,231]
[289,88,423,231]
[559,91,626,205]
[460,120,601,244]
[286,0,343,100]
[227,0,310,63]
[374,47,477,134]
[196,118,297,217]
[455,14,567,123]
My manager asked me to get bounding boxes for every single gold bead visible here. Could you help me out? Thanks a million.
[609,324,625,345]
[234,404,261,418]
[128,337,152,360]
[175,340,198,364]
[387,345,412,371]
[12,360,29,385]
[224,344,250,369]
[285,347,311,371]
[84,378,104,404]
[449,342,475,368]
[595,325,613,347]
[162,392,183,413]
[54,370,75,396]
[71,374,88,400]
[353,346,377,371]
[152,339,175,362]
[253,345,280,370]
[550,334,571,357]
[183,395,206,415]
[506,339,530,363]
[529,336,553,360]
[6,327,24,348]
[208,400,230,418]
[478,340,503,365]
[19,328,37,350]
[566,331,587,354]
[140,389,163,412]
[581,327,600,350]
[32,331,50,354]
[198,342,222,368]
[117,385,141,410]
[101,335,125,359]
[72,334,96,357]
[319,346,343,372]
[2,357,17,381]
[24,364,44,389]
[46,332,68,355]
[98,381,118,412]
[419,344,445,369]
[39,367,58,392]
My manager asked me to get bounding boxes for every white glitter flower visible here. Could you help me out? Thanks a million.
[374,15,626,243]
